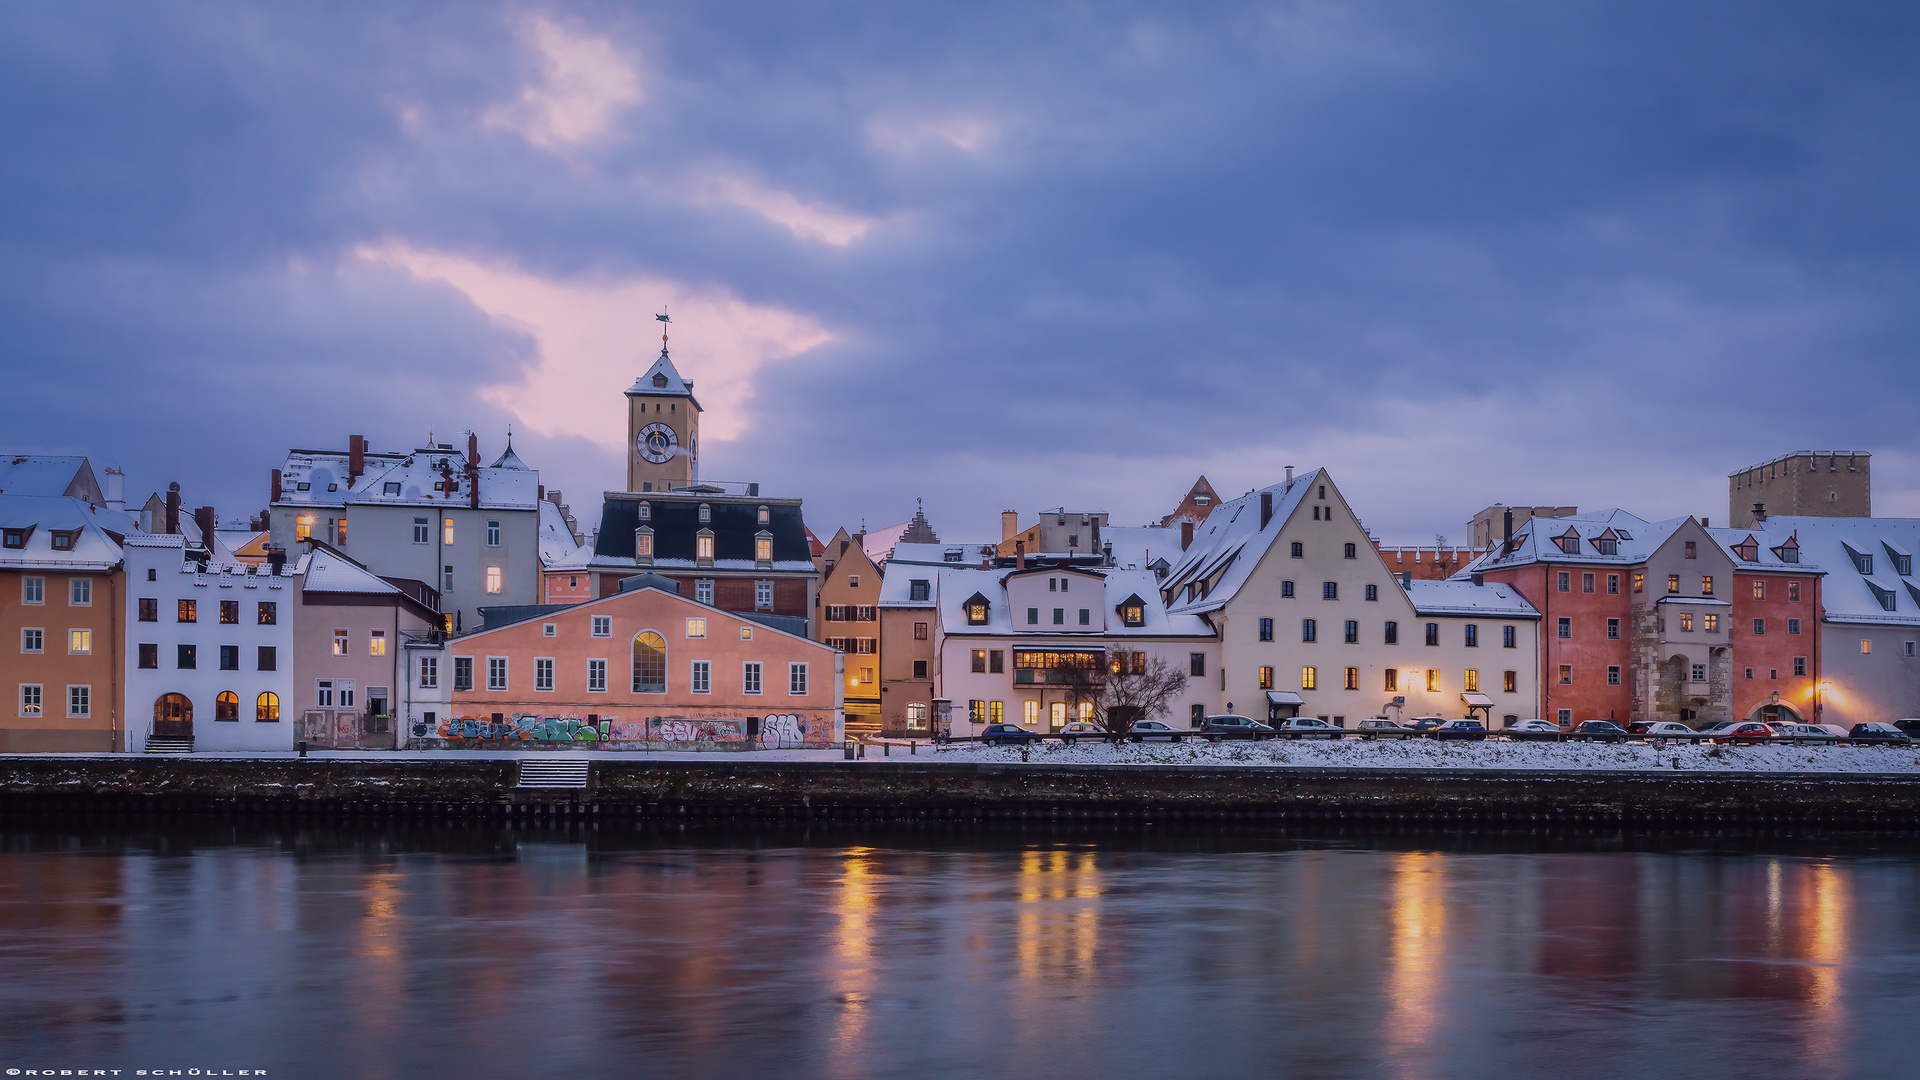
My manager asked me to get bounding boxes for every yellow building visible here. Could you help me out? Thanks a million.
[816,528,884,733]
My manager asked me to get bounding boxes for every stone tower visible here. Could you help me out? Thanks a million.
[625,343,701,493]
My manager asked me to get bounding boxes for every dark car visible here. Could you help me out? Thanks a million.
[1891,719,1920,738]
[979,723,1035,746]
[1427,719,1487,741]
[1850,722,1913,745]
[1574,720,1630,743]
[1405,716,1447,732]
[1199,715,1276,740]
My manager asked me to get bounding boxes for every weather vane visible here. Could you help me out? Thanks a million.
[656,309,670,352]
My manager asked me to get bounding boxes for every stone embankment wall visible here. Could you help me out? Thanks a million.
[3,757,1920,825]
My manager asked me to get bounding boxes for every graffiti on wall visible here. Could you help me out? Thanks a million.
[760,713,812,749]
[427,711,832,747]
[435,714,608,743]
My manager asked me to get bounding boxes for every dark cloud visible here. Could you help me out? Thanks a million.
[2,1,1916,539]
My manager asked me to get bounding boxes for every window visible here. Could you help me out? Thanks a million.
[1051,607,1064,625]
[138,643,157,669]
[484,566,502,594]
[1558,664,1572,685]
[1425,669,1439,692]
[539,622,556,638]
[592,616,612,637]
[1606,618,1620,639]
[1077,608,1090,625]
[696,534,714,561]
[67,685,90,718]
[484,519,500,547]
[790,663,809,695]
[20,684,42,718]
[912,621,928,640]
[1345,667,1360,691]
[968,700,986,724]
[1788,618,1801,634]
[1121,603,1144,626]
[177,599,196,623]
[991,650,1004,673]
[972,649,987,673]
[636,530,654,558]
[756,580,773,609]
[1302,619,1317,643]
[586,659,607,692]
[454,657,473,691]
[1344,543,1357,559]
[444,565,454,592]
[1582,573,1595,594]
[698,504,712,523]
[1190,653,1206,677]
[1281,581,1295,598]
[638,503,651,521]
[1557,709,1571,726]
[1557,572,1570,592]
[743,662,763,695]
[913,660,928,679]
[1425,623,1439,646]
[0,529,23,549]
[1503,670,1517,693]
[1365,584,1378,601]
[1598,539,1617,556]
[219,645,239,671]
[1384,621,1398,645]
[909,579,931,602]
[1290,542,1303,558]
[1464,669,1479,692]
[1464,624,1479,648]
[370,630,387,656]
[1502,625,1516,648]
[255,692,280,722]
[137,598,157,622]
[414,518,430,544]
[486,656,508,691]
[22,577,43,604]
[1703,613,1719,632]
[1259,618,1273,641]
[21,628,43,654]
[1690,663,1707,683]
[1606,665,1621,686]
[1259,666,1274,690]
[1684,540,1698,559]
[1861,639,1872,655]
[1344,619,1359,644]
[257,646,276,671]
[1607,574,1620,594]
[176,643,195,669]
[1793,656,1807,677]
[989,701,1004,724]
[1322,581,1338,600]
[214,599,238,625]
[683,660,707,694]
[632,633,666,692]
[1301,666,1317,690]
[443,520,454,545]
[64,629,91,655]
[1700,575,1713,596]
[1788,581,1801,602]
[214,691,239,722]
[69,578,91,605]
[1633,572,1644,594]
[419,655,438,688]
[1384,669,1398,692]
[1679,612,1694,632]
[530,657,553,692]
[332,630,349,656]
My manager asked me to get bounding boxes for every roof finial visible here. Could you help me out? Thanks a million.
[656,308,670,355]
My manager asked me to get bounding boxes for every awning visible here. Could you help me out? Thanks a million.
[1460,692,1495,708]
[1266,691,1304,705]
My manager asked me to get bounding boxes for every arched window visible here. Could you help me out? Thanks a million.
[632,631,667,693]
[256,692,280,722]
[215,691,240,721]
[153,692,192,736]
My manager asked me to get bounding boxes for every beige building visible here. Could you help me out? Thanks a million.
[997,509,1109,558]
[626,330,702,494]
[1729,451,1870,528]
[815,527,884,733]
[1469,505,1579,550]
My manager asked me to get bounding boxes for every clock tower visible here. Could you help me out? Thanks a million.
[624,317,701,493]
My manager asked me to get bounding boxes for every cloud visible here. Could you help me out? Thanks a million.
[683,173,878,246]
[353,241,835,449]
[483,14,641,148]
[867,111,1002,157]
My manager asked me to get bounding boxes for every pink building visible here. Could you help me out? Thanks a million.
[443,577,843,748]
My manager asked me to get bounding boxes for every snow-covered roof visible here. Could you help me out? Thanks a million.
[275,443,540,511]
[1163,471,1324,615]
[886,541,997,568]
[295,549,399,595]
[625,348,697,401]
[1746,517,1920,625]
[935,566,1213,638]
[1404,579,1540,618]
[0,454,102,502]
[1704,525,1826,573]
[879,564,938,607]
[490,440,530,470]
[1459,508,1689,575]
[538,500,579,566]
[860,520,913,563]
[0,495,126,571]
[1101,525,1175,571]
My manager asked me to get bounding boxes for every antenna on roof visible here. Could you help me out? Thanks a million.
[656,309,671,354]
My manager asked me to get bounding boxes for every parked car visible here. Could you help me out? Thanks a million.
[1058,721,1105,739]
[1814,724,1853,739]
[1891,719,1920,738]
[980,723,1036,746]
[1695,721,1740,738]
[1573,720,1631,743]
[1356,718,1417,740]
[1635,721,1699,740]
[1767,722,1838,743]
[1200,715,1276,740]
[1405,716,1448,732]
[1849,722,1913,745]
[1710,721,1775,745]
[1126,719,1184,742]
[1276,717,1344,740]
[1427,719,1488,741]
[1503,718,1563,742]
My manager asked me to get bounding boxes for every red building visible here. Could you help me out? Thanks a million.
[1713,527,1823,724]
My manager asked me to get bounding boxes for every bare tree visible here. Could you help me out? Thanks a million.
[1060,653,1191,740]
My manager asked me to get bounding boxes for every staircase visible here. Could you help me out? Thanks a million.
[516,757,590,789]
[144,736,194,755]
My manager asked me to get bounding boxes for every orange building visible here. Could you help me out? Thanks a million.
[441,576,842,748]
[1,495,130,751]
[814,527,884,733]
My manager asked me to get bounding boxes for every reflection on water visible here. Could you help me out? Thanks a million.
[1,822,1918,1080]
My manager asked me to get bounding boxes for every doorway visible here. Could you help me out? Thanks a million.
[153,693,193,737]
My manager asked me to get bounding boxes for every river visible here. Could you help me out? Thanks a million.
[2,820,1917,1079]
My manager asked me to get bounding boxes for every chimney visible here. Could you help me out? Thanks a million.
[271,468,283,504]
[466,433,480,510]
[1002,511,1019,541]
[1103,540,1114,567]
[1180,520,1194,551]
[194,506,216,546]
[1501,508,1516,556]
[1015,539,1026,570]
[1260,491,1273,529]
[165,482,181,535]
[747,483,759,497]
[348,434,366,482]
[1401,571,1412,589]
[538,484,545,501]
[103,466,125,511]
[1753,501,1767,524]
[265,543,286,575]
[1284,466,1293,484]
[1471,571,1484,586]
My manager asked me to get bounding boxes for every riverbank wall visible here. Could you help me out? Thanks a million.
[5,757,1920,826]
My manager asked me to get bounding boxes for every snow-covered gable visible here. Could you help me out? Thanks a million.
[1747,517,1919,625]
[626,349,696,400]
[1459,508,1690,576]
[0,454,103,502]
[1405,579,1540,618]
[936,566,1213,638]
[295,549,399,595]
[860,520,913,564]
[1162,471,1320,615]
[538,500,579,566]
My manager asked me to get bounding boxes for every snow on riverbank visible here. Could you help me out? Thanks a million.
[931,737,1920,773]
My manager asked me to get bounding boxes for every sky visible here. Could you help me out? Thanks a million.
[3,1,1917,545]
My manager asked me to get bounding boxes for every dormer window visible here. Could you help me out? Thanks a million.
[652,372,669,388]
[1772,535,1800,564]
[1555,529,1581,555]
[1733,536,1760,562]
[698,504,711,523]
[755,530,773,564]
[964,592,991,626]
[638,503,651,521]
[757,505,770,525]
[2,527,30,549]
[943,550,961,563]
[910,579,930,602]
[48,530,77,551]
[1118,594,1147,627]
[696,530,715,563]
[1597,539,1617,555]
[635,526,654,562]
[1194,495,1210,506]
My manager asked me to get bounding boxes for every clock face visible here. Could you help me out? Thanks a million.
[638,422,678,464]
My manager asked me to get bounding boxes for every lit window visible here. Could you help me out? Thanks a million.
[1703,614,1719,632]
[1503,670,1517,693]
[1788,581,1801,602]
[1700,575,1713,595]
[1425,669,1439,692]
[739,626,752,641]
[297,516,315,541]
[1558,665,1571,685]
[177,599,196,623]
[686,618,706,638]
[215,691,239,722]
[636,530,654,558]
[1861,639,1872,655]
[758,506,770,525]
[1667,575,1679,594]
[256,692,280,722]
[68,630,91,654]
[1633,572,1644,593]
[486,566,502,593]
[696,534,714,560]
[370,630,387,656]
[1344,667,1359,690]
[1752,579,1766,600]
[1679,612,1694,632]
[333,630,349,656]
[756,536,772,561]
[906,702,930,729]
[1463,669,1478,692]
[443,520,455,545]
[1384,669,1397,692]
[1301,666,1317,690]
[632,633,667,692]
[1259,666,1274,689]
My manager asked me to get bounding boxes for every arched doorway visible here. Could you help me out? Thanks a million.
[1749,699,1804,724]
[631,631,666,693]
[153,693,193,737]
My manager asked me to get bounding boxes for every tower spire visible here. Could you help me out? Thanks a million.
[656,309,670,355]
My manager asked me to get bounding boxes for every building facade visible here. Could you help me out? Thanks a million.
[1729,452,1871,529]
[2,495,128,751]
[814,528,884,732]
[626,340,702,494]
[291,545,442,750]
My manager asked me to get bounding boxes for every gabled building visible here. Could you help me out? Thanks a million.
[1,494,129,751]
[996,509,1108,559]
[268,432,541,633]
[290,543,443,750]
[1165,469,1541,727]
[0,454,111,505]
[814,527,884,732]
[1159,475,1221,529]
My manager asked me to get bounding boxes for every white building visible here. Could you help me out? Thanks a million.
[933,564,1221,735]
[123,534,295,752]
[1163,468,1542,727]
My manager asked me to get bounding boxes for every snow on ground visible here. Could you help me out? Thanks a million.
[929,737,1920,773]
